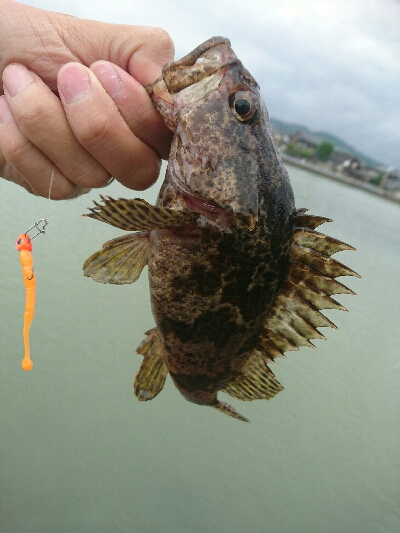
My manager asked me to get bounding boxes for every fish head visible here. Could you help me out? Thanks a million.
[147,37,290,229]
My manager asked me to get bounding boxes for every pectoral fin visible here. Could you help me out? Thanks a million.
[134,328,168,401]
[84,195,199,231]
[83,232,149,284]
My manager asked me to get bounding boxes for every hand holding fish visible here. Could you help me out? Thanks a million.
[0,0,173,199]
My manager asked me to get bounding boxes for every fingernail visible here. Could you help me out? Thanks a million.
[0,97,12,123]
[3,64,34,97]
[58,64,91,104]
[91,61,122,99]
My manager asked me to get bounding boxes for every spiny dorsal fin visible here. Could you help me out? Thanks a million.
[83,232,149,284]
[286,277,347,311]
[295,208,332,229]
[273,304,326,341]
[275,291,338,329]
[291,246,360,278]
[257,210,360,363]
[134,328,168,401]
[84,196,200,231]
[293,229,355,255]
[266,315,317,348]
[289,263,356,296]
[258,327,299,356]
[221,350,284,401]
[256,335,285,362]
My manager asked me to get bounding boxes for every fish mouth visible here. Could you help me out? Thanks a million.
[161,36,239,94]
[171,176,257,232]
[146,36,240,104]
[182,191,256,232]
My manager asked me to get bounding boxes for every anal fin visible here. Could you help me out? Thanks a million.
[83,232,149,284]
[134,328,168,401]
[84,195,200,231]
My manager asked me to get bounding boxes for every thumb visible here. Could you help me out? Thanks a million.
[57,18,175,86]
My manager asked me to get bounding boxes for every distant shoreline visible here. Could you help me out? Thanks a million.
[282,154,400,204]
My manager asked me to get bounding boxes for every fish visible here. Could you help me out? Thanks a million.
[83,37,360,422]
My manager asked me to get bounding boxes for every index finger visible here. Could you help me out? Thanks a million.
[90,61,172,160]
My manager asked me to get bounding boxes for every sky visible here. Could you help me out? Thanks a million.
[24,0,400,169]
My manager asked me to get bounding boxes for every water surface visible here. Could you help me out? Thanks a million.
[1,164,399,533]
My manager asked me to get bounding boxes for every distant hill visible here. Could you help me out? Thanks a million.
[270,118,381,167]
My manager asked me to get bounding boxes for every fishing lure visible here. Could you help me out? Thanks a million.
[15,217,49,371]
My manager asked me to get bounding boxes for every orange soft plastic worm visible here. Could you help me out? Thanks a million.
[16,234,36,371]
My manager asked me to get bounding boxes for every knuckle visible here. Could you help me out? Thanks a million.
[149,28,174,55]
[131,100,154,129]
[137,27,174,64]
[76,111,110,148]
[15,101,48,132]
[75,163,110,188]
[45,185,70,201]
[131,155,161,190]
[3,134,35,165]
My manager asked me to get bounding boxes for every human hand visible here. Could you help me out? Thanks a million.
[0,0,174,199]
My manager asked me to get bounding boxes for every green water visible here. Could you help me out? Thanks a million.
[1,164,399,533]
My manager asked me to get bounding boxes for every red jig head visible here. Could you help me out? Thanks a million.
[16,234,32,252]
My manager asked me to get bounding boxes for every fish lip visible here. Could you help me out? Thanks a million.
[164,59,241,95]
[172,36,231,66]
[146,37,235,97]
[161,37,240,94]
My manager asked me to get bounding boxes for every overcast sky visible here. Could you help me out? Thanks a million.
[24,0,400,169]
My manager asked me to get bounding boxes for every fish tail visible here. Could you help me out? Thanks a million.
[214,401,250,422]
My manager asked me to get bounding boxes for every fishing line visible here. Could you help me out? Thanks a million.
[48,167,54,201]
[45,167,55,222]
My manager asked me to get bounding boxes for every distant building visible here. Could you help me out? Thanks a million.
[329,151,359,170]
[272,121,400,197]
[292,131,321,151]
[379,168,400,191]
[346,165,380,182]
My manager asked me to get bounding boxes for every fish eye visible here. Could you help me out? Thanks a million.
[235,99,251,116]
[229,90,258,124]
[17,239,21,245]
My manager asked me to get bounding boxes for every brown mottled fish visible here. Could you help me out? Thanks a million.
[83,37,359,422]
